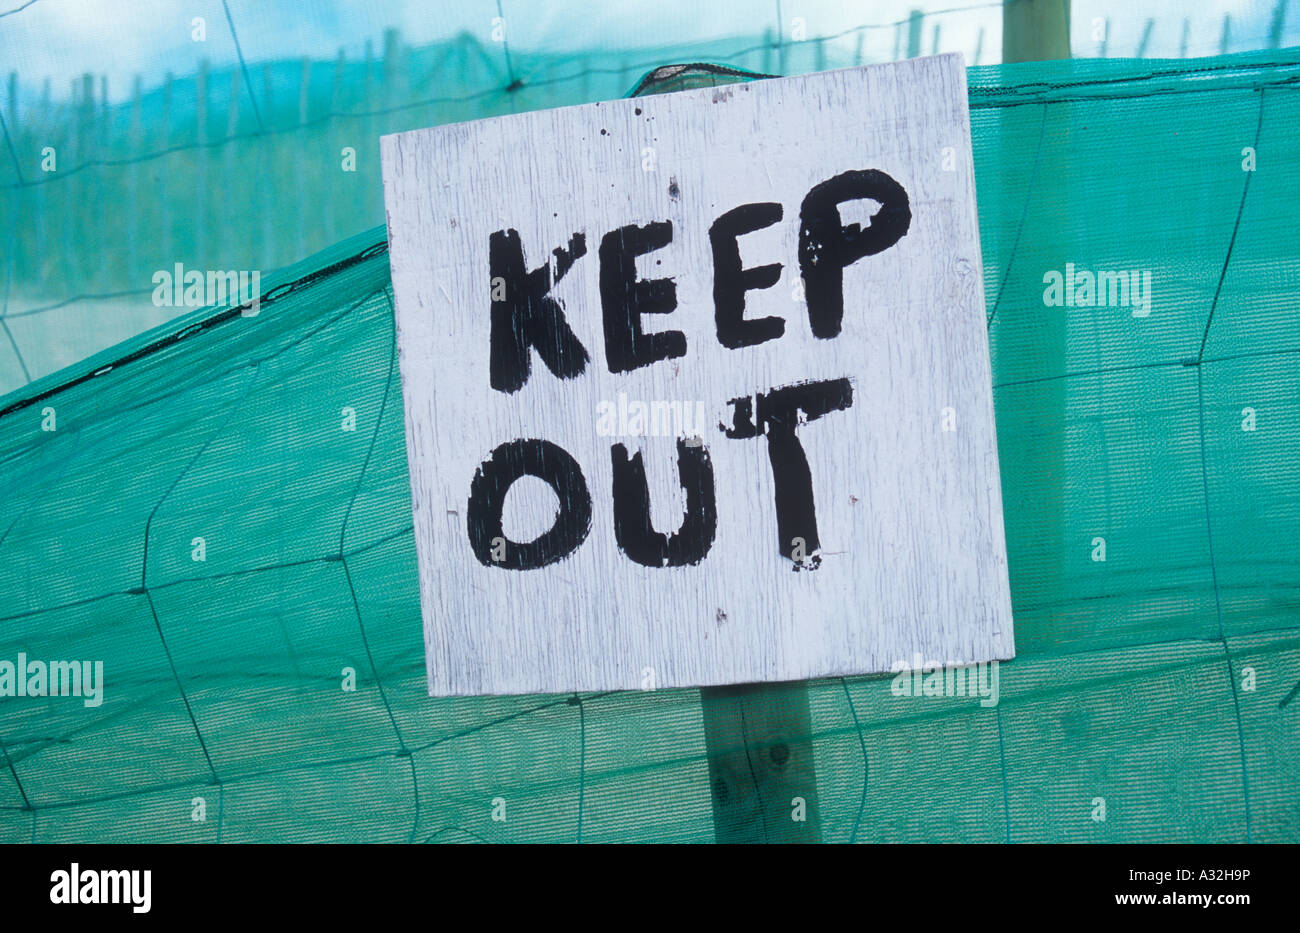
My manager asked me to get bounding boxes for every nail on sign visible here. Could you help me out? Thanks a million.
[381,54,1013,697]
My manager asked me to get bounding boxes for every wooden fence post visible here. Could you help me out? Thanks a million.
[325,48,344,242]
[297,56,311,259]
[129,75,141,284]
[34,78,50,275]
[161,72,173,267]
[75,74,92,291]
[1136,19,1154,57]
[1269,0,1288,48]
[1004,0,1071,62]
[260,64,274,267]
[224,63,241,266]
[1000,7,1070,847]
[631,67,823,845]
[197,58,209,267]
[363,39,374,228]
[906,10,923,59]
[700,682,822,843]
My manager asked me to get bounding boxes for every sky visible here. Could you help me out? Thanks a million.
[0,0,1295,105]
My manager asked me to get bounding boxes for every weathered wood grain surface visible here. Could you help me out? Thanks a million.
[700,680,822,843]
[382,54,1013,697]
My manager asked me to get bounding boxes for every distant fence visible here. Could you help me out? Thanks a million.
[0,25,892,393]
[0,2,1294,393]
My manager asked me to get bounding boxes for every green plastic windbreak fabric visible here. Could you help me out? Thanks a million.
[2,50,1299,842]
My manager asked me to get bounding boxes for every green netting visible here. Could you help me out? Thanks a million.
[8,1,1298,398]
[0,2,1011,395]
[2,49,1300,842]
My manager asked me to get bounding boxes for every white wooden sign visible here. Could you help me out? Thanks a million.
[382,54,1013,697]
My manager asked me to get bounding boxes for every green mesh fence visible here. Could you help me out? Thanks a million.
[2,48,1300,843]
[8,1,1296,398]
[0,2,1008,395]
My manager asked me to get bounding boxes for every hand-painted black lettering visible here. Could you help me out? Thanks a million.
[611,438,717,567]
[798,170,910,339]
[467,438,592,569]
[599,221,685,373]
[710,202,786,348]
[723,377,854,569]
[488,229,590,393]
